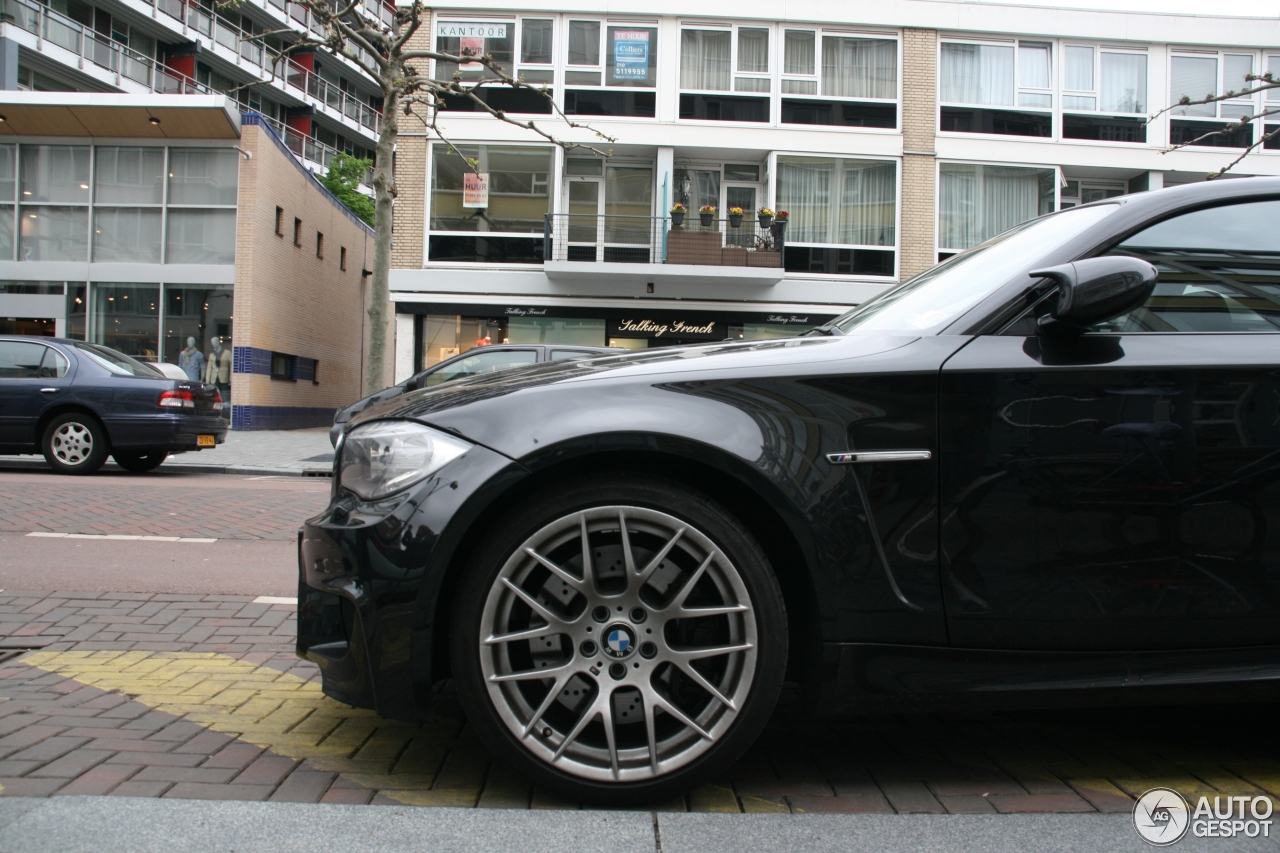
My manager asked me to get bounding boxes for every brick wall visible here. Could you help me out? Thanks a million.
[232,120,380,429]
[391,25,434,270]
[900,28,938,281]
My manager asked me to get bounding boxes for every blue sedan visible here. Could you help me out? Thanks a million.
[0,336,228,474]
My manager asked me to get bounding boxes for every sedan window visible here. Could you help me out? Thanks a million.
[73,343,164,377]
[0,341,48,378]
[549,350,599,361]
[422,349,538,387]
[39,347,69,378]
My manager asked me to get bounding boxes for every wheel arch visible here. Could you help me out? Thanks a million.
[426,438,824,696]
[35,404,109,447]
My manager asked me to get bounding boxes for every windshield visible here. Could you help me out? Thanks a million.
[830,204,1120,335]
[74,343,164,378]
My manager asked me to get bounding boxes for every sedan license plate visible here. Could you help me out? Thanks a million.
[197,435,216,447]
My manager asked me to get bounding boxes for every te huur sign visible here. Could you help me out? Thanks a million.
[608,318,722,340]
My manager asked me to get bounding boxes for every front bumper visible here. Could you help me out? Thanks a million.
[104,413,228,452]
[297,443,526,721]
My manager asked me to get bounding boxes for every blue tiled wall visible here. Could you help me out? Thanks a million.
[232,406,336,431]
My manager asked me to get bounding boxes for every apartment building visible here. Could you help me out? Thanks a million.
[0,0,388,174]
[388,1,1280,376]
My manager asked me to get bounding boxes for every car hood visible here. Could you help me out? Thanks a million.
[345,334,921,456]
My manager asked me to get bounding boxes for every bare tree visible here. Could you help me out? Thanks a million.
[242,1,615,393]
[1152,71,1280,179]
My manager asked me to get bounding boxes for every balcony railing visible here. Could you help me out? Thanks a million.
[260,114,374,185]
[543,214,786,268]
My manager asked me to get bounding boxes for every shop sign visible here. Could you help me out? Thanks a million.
[765,315,815,325]
[612,30,650,81]
[504,307,549,316]
[437,22,508,38]
[463,172,489,208]
[609,319,721,339]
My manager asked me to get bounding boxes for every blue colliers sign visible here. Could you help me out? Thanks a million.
[612,30,650,81]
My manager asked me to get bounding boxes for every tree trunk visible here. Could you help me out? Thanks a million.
[365,74,399,396]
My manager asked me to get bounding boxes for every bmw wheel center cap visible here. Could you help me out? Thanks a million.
[603,624,636,659]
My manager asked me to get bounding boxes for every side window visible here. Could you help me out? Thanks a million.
[39,347,69,378]
[422,349,538,387]
[549,349,596,361]
[0,342,49,379]
[1097,200,1280,333]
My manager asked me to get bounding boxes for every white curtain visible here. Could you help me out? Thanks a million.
[1100,52,1146,113]
[939,164,1053,251]
[1018,43,1051,89]
[1064,46,1094,91]
[821,37,896,99]
[784,29,815,75]
[1170,56,1217,116]
[567,20,599,66]
[681,30,731,91]
[839,161,896,246]
[940,43,1014,106]
[738,28,768,73]
[777,158,833,243]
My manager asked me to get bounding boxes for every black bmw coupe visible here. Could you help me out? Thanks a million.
[298,178,1280,804]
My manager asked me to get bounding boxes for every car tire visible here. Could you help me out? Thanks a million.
[450,475,787,805]
[42,413,110,475]
[112,451,168,473]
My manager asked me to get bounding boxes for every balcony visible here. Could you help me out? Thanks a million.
[260,114,374,188]
[542,214,786,286]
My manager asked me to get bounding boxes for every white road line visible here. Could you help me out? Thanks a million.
[253,595,298,605]
[24,532,217,543]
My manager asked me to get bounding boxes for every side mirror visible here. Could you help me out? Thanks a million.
[1031,256,1158,335]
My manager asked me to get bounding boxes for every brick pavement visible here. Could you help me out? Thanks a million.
[0,590,1277,814]
[0,472,330,541]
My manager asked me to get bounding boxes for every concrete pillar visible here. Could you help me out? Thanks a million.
[0,38,20,90]
[1129,171,1164,193]
[394,312,415,383]
[899,29,938,281]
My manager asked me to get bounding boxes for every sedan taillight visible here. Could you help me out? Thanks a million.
[158,389,195,409]
[212,389,224,412]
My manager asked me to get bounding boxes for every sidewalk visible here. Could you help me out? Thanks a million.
[0,429,335,478]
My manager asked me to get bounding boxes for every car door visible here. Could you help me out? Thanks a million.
[0,340,72,447]
[420,348,539,388]
[938,199,1280,651]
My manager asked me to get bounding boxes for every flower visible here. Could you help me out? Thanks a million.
[698,205,716,214]
[775,210,789,219]
[669,203,687,213]
[728,207,744,215]
[757,207,775,217]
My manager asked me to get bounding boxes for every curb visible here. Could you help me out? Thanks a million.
[0,457,332,478]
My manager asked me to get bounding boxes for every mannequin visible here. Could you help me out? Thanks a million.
[205,336,232,417]
[178,336,205,382]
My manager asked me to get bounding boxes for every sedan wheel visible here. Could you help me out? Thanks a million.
[112,451,168,473]
[452,479,786,804]
[42,414,109,475]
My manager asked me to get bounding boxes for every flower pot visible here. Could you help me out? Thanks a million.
[699,213,714,227]
[757,214,772,229]
[670,211,685,226]
[728,213,743,228]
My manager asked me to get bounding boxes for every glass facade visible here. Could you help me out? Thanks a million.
[0,144,237,262]
[428,144,553,263]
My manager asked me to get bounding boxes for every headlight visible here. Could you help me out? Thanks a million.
[339,421,470,500]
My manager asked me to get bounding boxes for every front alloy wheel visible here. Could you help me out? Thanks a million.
[452,479,786,804]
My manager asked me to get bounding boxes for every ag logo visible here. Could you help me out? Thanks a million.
[1134,787,1190,846]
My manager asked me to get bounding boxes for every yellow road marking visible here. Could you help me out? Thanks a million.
[21,650,482,807]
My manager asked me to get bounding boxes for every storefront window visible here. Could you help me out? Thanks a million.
[67,284,85,340]
[421,314,508,368]
[938,163,1056,256]
[508,316,605,345]
[90,282,160,361]
[428,144,552,263]
[162,283,234,382]
[0,146,14,261]
[776,155,897,275]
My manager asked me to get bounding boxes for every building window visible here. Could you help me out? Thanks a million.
[780,30,898,128]
[340,246,347,270]
[776,156,897,276]
[939,40,1053,137]
[19,145,89,261]
[316,231,324,259]
[938,163,1056,258]
[679,25,771,123]
[270,351,295,380]
[165,149,238,264]
[89,282,160,360]
[1169,51,1258,149]
[93,147,165,264]
[428,143,553,263]
[162,283,234,380]
[293,217,302,246]
[1061,46,1148,142]
[563,21,658,118]
[436,19,553,114]
[275,206,284,236]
